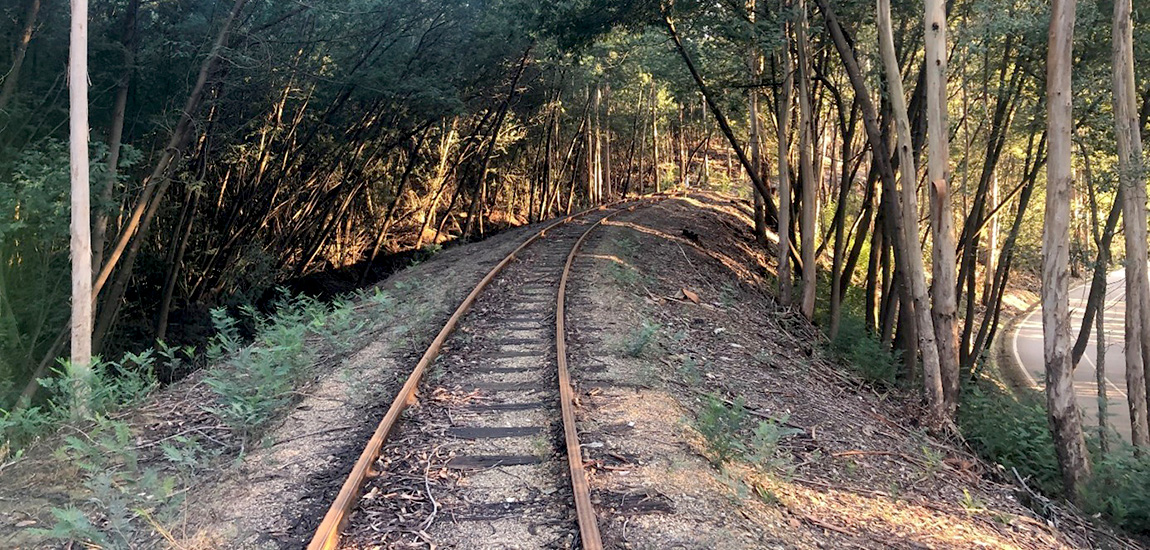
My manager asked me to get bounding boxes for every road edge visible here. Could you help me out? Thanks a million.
[995,296,1043,394]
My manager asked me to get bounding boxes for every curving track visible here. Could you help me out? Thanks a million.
[308,198,661,550]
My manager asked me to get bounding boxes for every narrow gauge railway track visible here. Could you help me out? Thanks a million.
[309,199,661,550]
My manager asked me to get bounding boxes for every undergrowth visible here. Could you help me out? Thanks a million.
[204,289,379,443]
[693,393,800,471]
[1,286,392,547]
[814,268,1150,536]
[827,315,900,387]
[622,320,661,357]
[960,374,1150,535]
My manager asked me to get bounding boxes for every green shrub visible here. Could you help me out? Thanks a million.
[607,262,640,287]
[622,321,661,357]
[1,349,166,452]
[958,381,1062,496]
[828,316,899,387]
[203,304,315,442]
[746,413,802,471]
[35,415,191,548]
[694,393,798,470]
[1082,443,1150,534]
[696,394,748,465]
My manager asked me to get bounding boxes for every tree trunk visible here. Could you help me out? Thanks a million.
[877,0,945,424]
[413,121,460,250]
[0,0,41,117]
[155,185,199,342]
[92,0,249,353]
[796,0,817,320]
[69,0,92,416]
[361,129,429,283]
[1084,150,1110,455]
[776,26,795,305]
[924,0,960,416]
[603,82,612,198]
[587,85,597,203]
[1071,140,1122,367]
[748,0,767,244]
[1113,0,1150,448]
[815,0,926,376]
[1045,0,1092,499]
[651,81,660,192]
[464,46,532,239]
[982,172,999,305]
[92,0,138,274]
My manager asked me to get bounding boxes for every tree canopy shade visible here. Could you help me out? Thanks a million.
[4,0,1150,521]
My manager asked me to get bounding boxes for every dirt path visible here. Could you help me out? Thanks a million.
[563,193,1111,549]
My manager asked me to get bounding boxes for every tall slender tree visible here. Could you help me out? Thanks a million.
[924,0,960,416]
[1112,0,1150,448]
[1044,0,1091,500]
[69,0,92,415]
[795,0,817,320]
[775,15,795,306]
[876,0,945,424]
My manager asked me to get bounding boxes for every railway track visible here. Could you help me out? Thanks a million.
[308,198,661,550]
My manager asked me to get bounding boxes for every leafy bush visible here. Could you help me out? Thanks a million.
[201,288,376,442]
[958,381,1062,496]
[694,393,798,469]
[828,315,900,387]
[35,415,194,548]
[696,394,749,465]
[747,413,802,471]
[1082,443,1150,534]
[0,348,170,452]
[203,301,316,442]
[622,321,661,357]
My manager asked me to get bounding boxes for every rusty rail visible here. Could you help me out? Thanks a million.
[306,198,661,550]
[555,211,621,550]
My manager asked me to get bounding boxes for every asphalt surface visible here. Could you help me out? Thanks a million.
[1012,268,1132,441]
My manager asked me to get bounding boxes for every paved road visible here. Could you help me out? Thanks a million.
[1012,269,1131,441]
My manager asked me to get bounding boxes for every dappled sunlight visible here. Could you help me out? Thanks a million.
[602,219,772,284]
[754,472,1068,549]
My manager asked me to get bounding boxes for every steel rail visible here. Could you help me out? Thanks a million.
[555,209,626,550]
[306,199,656,550]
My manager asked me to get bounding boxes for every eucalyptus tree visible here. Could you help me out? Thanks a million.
[924,0,959,416]
[69,0,93,415]
[1112,0,1150,448]
[875,0,944,424]
[1044,0,1091,500]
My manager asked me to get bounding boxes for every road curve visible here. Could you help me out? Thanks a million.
[1011,269,1131,441]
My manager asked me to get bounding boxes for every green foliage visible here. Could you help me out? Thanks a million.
[696,394,749,465]
[622,320,661,357]
[607,262,641,287]
[613,235,641,259]
[961,378,1150,535]
[34,415,198,548]
[0,139,139,407]
[958,382,1062,496]
[201,289,370,442]
[694,394,798,470]
[1081,443,1150,534]
[317,297,369,352]
[31,507,108,547]
[203,304,315,442]
[746,413,802,471]
[827,316,900,387]
[0,349,169,452]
